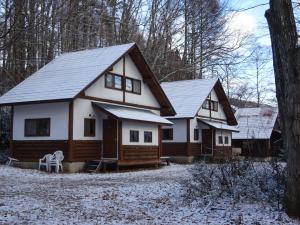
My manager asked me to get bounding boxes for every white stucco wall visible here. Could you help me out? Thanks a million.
[198,88,227,120]
[162,119,187,143]
[13,102,69,140]
[215,130,232,146]
[73,98,107,140]
[84,54,160,108]
[122,121,158,146]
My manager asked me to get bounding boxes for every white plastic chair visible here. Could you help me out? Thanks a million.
[49,150,64,173]
[39,154,52,171]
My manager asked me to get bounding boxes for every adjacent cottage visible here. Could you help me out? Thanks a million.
[161,79,238,162]
[0,43,176,172]
[232,107,281,157]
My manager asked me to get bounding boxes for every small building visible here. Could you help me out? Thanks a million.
[160,79,238,162]
[0,43,176,172]
[232,107,281,158]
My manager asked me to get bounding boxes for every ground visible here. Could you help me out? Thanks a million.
[0,164,299,225]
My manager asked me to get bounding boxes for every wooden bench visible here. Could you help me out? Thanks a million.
[160,156,171,166]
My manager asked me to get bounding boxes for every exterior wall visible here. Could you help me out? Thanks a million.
[73,98,107,140]
[190,118,202,143]
[215,130,232,147]
[198,88,227,121]
[84,54,160,108]
[13,102,69,140]
[162,119,187,143]
[122,121,158,146]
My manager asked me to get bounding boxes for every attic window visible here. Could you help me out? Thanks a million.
[211,101,218,112]
[203,100,210,109]
[105,73,123,90]
[125,77,141,95]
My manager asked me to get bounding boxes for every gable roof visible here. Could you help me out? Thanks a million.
[0,43,175,116]
[232,107,278,140]
[161,79,237,125]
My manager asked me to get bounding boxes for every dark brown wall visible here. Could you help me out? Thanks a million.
[190,143,202,157]
[162,143,188,156]
[72,140,102,161]
[118,145,159,165]
[214,146,232,160]
[12,140,69,161]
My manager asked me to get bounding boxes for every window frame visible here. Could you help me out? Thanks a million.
[202,99,210,110]
[84,118,96,137]
[194,128,199,141]
[224,136,229,144]
[125,77,141,95]
[211,100,218,112]
[24,118,51,137]
[162,128,173,140]
[130,130,139,142]
[105,73,123,91]
[144,131,153,143]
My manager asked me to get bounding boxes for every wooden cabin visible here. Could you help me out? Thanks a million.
[0,43,175,172]
[232,107,282,158]
[160,79,238,162]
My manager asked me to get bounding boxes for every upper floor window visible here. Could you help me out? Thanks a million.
[84,118,96,137]
[163,128,173,140]
[105,73,123,90]
[203,99,210,109]
[25,118,50,137]
[126,77,141,94]
[211,101,218,112]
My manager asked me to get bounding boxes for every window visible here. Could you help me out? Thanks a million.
[114,75,122,89]
[130,130,139,142]
[224,136,229,144]
[203,99,210,109]
[163,128,173,140]
[218,136,223,144]
[194,129,199,140]
[105,73,123,90]
[126,78,133,92]
[25,118,50,137]
[144,131,152,143]
[211,101,218,112]
[84,118,96,137]
[133,79,141,94]
[105,74,113,88]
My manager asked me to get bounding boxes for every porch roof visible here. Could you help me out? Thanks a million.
[93,102,173,125]
[198,119,239,132]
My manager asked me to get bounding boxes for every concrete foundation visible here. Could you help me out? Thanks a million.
[169,156,194,164]
[17,161,86,173]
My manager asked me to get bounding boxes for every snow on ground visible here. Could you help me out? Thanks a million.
[0,164,299,225]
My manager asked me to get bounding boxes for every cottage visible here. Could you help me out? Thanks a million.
[160,79,238,162]
[0,43,176,172]
[232,107,281,158]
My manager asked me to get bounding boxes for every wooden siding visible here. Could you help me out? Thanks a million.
[72,140,102,161]
[119,145,160,165]
[190,143,202,157]
[162,143,188,156]
[213,146,232,160]
[12,140,69,161]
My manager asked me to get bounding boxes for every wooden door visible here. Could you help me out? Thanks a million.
[103,119,118,159]
[202,129,213,155]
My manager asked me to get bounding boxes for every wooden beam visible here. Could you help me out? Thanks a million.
[68,101,74,162]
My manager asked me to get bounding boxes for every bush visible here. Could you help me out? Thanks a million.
[185,160,286,209]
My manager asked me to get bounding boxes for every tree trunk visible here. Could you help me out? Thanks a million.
[265,0,300,217]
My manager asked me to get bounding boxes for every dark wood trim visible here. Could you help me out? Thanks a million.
[118,120,122,160]
[123,57,126,103]
[81,95,160,111]
[197,115,227,122]
[186,119,191,156]
[158,125,162,157]
[68,102,74,161]
[0,98,72,107]
[10,106,14,154]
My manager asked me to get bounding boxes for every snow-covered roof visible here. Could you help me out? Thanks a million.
[232,107,278,140]
[0,43,135,105]
[198,119,239,132]
[161,79,218,118]
[93,102,173,125]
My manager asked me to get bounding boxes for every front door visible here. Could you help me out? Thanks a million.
[103,118,118,159]
[202,129,214,155]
